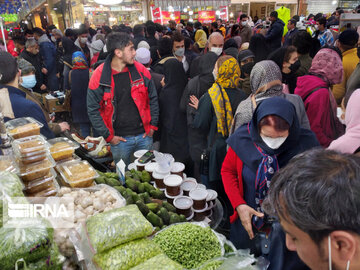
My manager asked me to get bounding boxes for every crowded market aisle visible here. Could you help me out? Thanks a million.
[0,5,360,269]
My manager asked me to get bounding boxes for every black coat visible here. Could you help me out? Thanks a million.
[265,19,285,51]
[62,36,79,66]
[70,69,90,124]
[146,36,158,47]
[20,50,44,93]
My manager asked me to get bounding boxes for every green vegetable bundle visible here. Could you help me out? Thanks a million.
[0,172,25,227]
[130,254,183,270]
[23,243,65,270]
[86,205,153,253]
[153,223,222,269]
[93,238,162,270]
[198,259,224,270]
[0,219,53,270]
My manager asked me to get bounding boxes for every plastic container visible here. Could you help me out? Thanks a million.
[48,137,79,161]
[134,158,150,171]
[5,117,43,139]
[173,196,193,218]
[27,179,60,197]
[181,180,198,196]
[55,153,81,166]
[19,156,56,182]
[193,205,208,221]
[171,162,185,177]
[197,184,207,190]
[128,163,136,170]
[207,189,218,205]
[0,155,19,173]
[189,189,208,210]
[133,149,148,159]
[186,210,194,221]
[24,168,57,195]
[57,160,98,188]
[165,190,183,205]
[144,162,157,182]
[152,169,170,189]
[12,135,48,163]
[163,175,183,196]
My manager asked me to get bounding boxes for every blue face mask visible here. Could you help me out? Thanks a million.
[21,75,37,89]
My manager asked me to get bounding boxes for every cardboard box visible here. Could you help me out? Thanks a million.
[45,94,71,113]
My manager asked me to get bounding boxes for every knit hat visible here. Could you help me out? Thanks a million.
[137,40,150,50]
[338,29,359,47]
[90,39,104,52]
[17,57,35,75]
[135,47,151,65]
[238,49,255,62]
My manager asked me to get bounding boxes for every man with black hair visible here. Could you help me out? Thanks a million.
[171,32,189,72]
[24,29,33,39]
[264,149,360,270]
[0,52,54,139]
[152,37,175,75]
[315,17,334,47]
[265,11,285,50]
[33,27,58,91]
[75,27,90,63]
[133,24,146,49]
[87,32,159,165]
[332,29,360,104]
[283,19,298,47]
[239,14,252,43]
[169,20,176,32]
[292,30,313,77]
[13,36,26,54]
[185,22,195,40]
[146,25,158,47]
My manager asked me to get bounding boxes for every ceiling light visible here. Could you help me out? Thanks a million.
[189,10,193,15]
[216,10,220,16]
[94,0,123,5]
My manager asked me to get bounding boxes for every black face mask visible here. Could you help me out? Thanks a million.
[290,60,301,73]
[241,62,255,78]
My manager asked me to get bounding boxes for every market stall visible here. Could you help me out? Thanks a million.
[0,116,265,269]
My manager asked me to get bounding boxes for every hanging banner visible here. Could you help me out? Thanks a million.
[173,11,181,23]
[161,10,180,24]
[198,10,216,24]
[219,6,228,21]
[151,7,162,24]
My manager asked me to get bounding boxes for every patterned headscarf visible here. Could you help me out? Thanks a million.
[72,51,88,70]
[309,48,343,86]
[208,57,241,137]
[231,60,283,134]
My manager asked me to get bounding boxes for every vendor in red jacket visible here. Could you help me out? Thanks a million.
[221,97,318,269]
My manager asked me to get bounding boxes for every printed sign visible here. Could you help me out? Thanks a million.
[198,10,216,24]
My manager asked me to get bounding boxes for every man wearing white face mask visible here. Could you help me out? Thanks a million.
[172,32,189,73]
[75,27,91,64]
[222,97,319,269]
[208,32,224,56]
[264,149,360,270]
[239,14,252,43]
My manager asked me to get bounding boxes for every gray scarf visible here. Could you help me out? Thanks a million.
[231,60,284,134]
[38,34,51,44]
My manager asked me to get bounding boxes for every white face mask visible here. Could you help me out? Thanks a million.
[241,21,248,26]
[51,36,56,43]
[80,37,88,44]
[328,235,350,270]
[315,25,319,30]
[210,47,223,56]
[260,135,287,150]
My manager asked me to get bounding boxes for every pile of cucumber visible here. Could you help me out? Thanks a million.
[95,169,186,232]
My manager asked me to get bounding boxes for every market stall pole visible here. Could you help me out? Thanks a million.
[0,17,7,52]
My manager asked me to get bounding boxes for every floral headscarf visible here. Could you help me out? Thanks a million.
[309,48,343,86]
[208,57,241,137]
[72,51,88,70]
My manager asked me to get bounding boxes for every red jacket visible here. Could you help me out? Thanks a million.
[221,147,245,223]
[87,57,159,142]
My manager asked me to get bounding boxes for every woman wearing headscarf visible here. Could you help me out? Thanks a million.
[222,97,319,269]
[295,48,344,147]
[328,89,360,154]
[190,55,247,213]
[159,58,190,166]
[231,60,310,134]
[267,45,300,94]
[70,51,91,137]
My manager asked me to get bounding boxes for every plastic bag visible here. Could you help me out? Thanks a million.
[130,254,183,270]
[152,222,226,269]
[0,218,54,270]
[0,171,25,227]
[93,238,162,270]
[153,151,173,172]
[84,204,153,253]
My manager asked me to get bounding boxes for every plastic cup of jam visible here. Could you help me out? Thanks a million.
[134,159,149,171]
[145,162,158,182]
[164,174,183,196]
[171,162,185,177]
[189,188,208,210]
[181,180,198,196]
[165,189,183,205]
[193,205,208,221]
[152,168,170,189]
[173,196,193,218]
